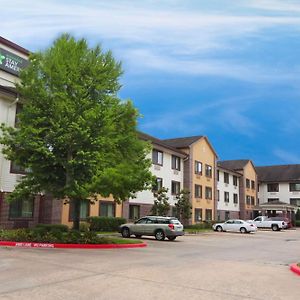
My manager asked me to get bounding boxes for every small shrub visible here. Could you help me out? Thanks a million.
[295,220,300,227]
[35,224,69,233]
[185,221,217,230]
[87,217,126,232]
[79,222,90,232]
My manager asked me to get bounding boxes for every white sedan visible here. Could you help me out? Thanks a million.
[213,219,257,233]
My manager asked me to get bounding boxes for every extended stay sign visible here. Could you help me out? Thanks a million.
[0,47,29,76]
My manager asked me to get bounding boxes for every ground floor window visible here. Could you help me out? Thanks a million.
[225,211,230,220]
[69,199,89,220]
[100,202,115,217]
[290,198,300,207]
[194,208,202,222]
[9,198,34,218]
[129,205,140,220]
[205,209,212,221]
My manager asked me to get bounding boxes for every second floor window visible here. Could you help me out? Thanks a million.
[205,164,212,178]
[251,180,255,190]
[224,191,229,202]
[246,195,251,205]
[195,184,202,198]
[233,193,238,204]
[251,196,255,205]
[171,155,181,171]
[267,183,279,192]
[224,172,229,184]
[171,181,180,195]
[152,149,163,165]
[205,187,212,200]
[153,177,163,192]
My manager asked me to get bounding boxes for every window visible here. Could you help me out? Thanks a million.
[246,179,250,188]
[290,198,300,207]
[152,149,163,165]
[205,187,212,200]
[225,211,230,220]
[195,184,202,198]
[233,193,238,204]
[233,175,238,186]
[9,198,34,219]
[246,195,251,205]
[69,200,89,220]
[10,161,27,174]
[100,202,115,217]
[205,164,212,178]
[268,198,279,203]
[194,161,202,175]
[267,183,279,192]
[224,191,229,203]
[289,182,300,192]
[153,177,163,192]
[171,155,181,171]
[217,170,219,181]
[205,209,212,221]
[129,205,140,219]
[15,102,23,127]
[217,190,220,201]
[135,217,148,224]
[194,208,202,222]
[224,172,229,184]
[171,181,180,195]
[251,196,255,205]
[251,180,255,190]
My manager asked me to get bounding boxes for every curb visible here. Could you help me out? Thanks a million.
[0,241,147,249]
[290,264,300,276]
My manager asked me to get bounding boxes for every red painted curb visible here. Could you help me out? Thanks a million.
[290,264,300,276]
[0,241,147,249]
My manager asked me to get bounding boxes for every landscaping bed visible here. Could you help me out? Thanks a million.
[0,225,144,248]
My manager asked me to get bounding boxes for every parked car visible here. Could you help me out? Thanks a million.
[269,217,292,229]
[119,216,184,241]
[212,219,257,233]
[251,216,285,231]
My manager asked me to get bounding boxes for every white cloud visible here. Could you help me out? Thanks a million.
[273,148,300,164]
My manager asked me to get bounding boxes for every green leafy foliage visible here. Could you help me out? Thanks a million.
[151,187,170,216]
[87,216,126,231]
[175,189,192,225]
[0,34,153,230]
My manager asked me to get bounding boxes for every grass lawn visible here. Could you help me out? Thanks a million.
[184,228,213,234]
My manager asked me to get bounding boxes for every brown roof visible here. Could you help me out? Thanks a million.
[138,132,186,157]
[256,164,300,183]
[0,36,30,56]
[218,160,250,171]
[163,136,203,148]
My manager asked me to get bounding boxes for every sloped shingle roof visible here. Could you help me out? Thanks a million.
[256,164,300,182]
[217,160,250,171]
[163,136,203,148]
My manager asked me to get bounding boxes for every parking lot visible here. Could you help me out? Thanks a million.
[0,229,299,300]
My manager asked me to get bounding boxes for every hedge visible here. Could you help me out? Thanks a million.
[87,217,126,232]
[185,221,218,230]
[35,224,69,233]
[295,220,300,227]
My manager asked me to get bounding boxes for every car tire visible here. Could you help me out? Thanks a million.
[271,224,279,231]
[167,236,176,241]
[240,227,247,234]
[121,227,130,238]
[155,230,165,241]
[135,235,142,238]
[216,226,223,232]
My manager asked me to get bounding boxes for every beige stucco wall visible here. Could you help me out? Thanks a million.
[243,161,257,210]
[61,195,123,227]
[190,138,216,223]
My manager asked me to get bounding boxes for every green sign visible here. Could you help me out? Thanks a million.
[0,47,29,76]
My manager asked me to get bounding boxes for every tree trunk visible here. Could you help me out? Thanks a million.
[72,198,81,231]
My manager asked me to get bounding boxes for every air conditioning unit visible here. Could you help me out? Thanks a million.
[173,170,179,175]
[15,174,23,182]
[154,165,161,171]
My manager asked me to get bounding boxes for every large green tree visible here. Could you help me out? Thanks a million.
[0,34,153,230]
[175,189,192,225]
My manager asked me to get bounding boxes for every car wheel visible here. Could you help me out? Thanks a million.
[216,226,223,232]
[155,230,165,241]
[121,227,130,238]
[135,235,142,238]
[167,236,176,241]
[271,224,279,231]
[240,227,247,234]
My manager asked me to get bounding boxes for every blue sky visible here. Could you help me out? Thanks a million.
[2,0,300,166]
